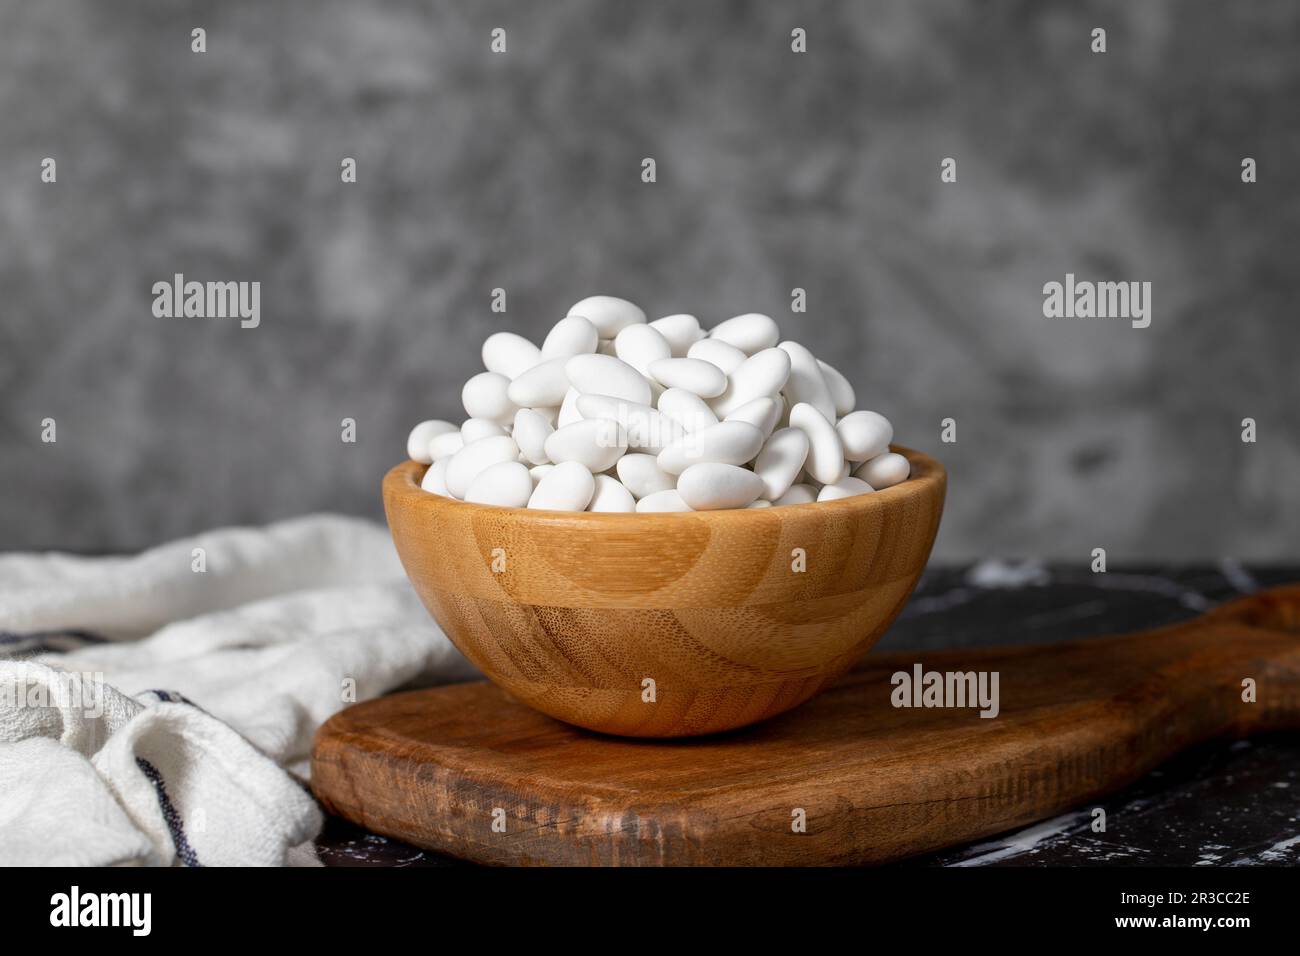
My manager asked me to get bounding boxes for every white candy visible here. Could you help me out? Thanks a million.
[724,396,782,439]
[710,347,791,417]
[482,332,542,379]
[566,295,645,338]
[428,430,465,462]
[657,387,718,433]
[407,420,456,464]
[544,418,627,472]
[773,483,817,506]
[635,489,693,513]
[649,313,704,356]
[507,357,571,408]
[445,435,520,499]
[462,371,517,425]
[409,295,913,511]
[614,324,672,378]
[817,476,874,502]
[753,427,810,502]
[588,474,637,513]
[576,394,684,453]
[564,353,652,405]
[778,342,836,423]
[818,359,856,417]
[556,387,583,426]
[853,451,910,489]
[777,394,793,429]
[648,357,727,398]
[677,462,764,510]
[541,315,600,359]
[657,420,764,475]
[687,337,747,375]
[461,417,507,443]
[464,460,533,508]
[836,410,893,462]
[788,403,845,485]
[708,313,780,354]
[615,453,677,499]
[528,461,595,511]
[421,458,451,495]
[512,408,554,465]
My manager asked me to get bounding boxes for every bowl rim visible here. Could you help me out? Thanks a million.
[386,445,945,524]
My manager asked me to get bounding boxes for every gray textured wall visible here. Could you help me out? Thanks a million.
[2,0,1297,560]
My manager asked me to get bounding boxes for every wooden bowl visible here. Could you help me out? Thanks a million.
[383,446,946,737]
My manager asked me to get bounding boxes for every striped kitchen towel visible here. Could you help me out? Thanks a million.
[0,514,478,866]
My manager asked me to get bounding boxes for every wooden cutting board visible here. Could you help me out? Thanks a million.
[311,585,1300,866]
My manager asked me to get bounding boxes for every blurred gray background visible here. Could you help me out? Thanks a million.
[1,0,1297,560]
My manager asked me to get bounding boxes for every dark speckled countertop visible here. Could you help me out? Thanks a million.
[315,563,1300,867]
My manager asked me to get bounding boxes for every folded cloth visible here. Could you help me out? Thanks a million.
[0,515,479,866]
[0,514,407,640]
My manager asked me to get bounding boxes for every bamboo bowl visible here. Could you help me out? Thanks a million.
[383,447,945,737]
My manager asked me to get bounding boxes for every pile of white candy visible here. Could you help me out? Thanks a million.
[406,296,911,512]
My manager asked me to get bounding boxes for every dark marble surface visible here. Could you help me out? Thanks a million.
[315,562,1300,867]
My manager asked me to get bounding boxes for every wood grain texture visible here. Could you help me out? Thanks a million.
[312,585,1300,866]
[383,446,945,737]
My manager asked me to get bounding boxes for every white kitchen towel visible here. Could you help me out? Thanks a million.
[0,514,479,867]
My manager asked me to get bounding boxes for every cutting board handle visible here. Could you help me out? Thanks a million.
[1206,584,1300,634]
[1173,584,1300,737]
